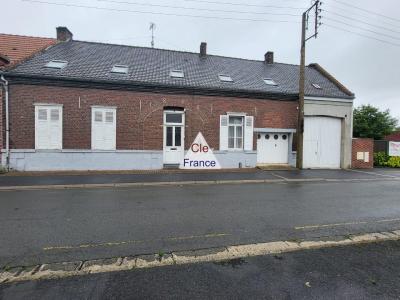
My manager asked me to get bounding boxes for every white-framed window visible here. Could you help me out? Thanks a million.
[219,114,254,151]
[35,104,63,149]
[170,70,184,78]
[91,107,116,150]
[228,116,244,150]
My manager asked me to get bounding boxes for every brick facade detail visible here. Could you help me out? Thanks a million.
[352,138,374,169]
[8,84,298,151]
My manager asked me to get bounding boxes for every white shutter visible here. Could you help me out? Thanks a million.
[219,115,228,151]
[92,108,116,150]
[35,106,62,149]
[244,116,254,151]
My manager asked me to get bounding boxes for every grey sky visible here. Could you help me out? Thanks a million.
[2,0,399,120]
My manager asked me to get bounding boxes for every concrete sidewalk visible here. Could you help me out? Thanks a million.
[0,168,399,189]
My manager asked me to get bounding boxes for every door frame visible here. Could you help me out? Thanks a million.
[163,109,185,164]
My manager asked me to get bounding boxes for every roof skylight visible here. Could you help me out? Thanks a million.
[312,83,322,89]
[218,74,233,82]
[170,70,184,78]
[263,78,277,86]
[45,60,68,69]
[111,65,129,74]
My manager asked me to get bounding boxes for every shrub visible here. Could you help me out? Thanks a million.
[0,166,8,174]
[387,156,400,168]
[374,152,389,167]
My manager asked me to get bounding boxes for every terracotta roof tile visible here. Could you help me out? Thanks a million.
[0,33,56,68]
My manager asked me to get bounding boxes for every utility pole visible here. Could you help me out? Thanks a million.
[296,0,321,169]
[149,22,156,48]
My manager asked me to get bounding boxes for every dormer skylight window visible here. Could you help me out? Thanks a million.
[45,60,68,69]
[312,83,322,89]
[263,78,277,86]
[218,74,233,82]
[111,65,129,74]
[170,70,184,78]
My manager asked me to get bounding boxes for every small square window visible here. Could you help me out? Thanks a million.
[94,111,103,122]
[312,83,322,89]
[111,65,129,74]
[105,111,114,123]
[218,74,233,82]
[38,109,47,120]
[45,60,68,69]
[170,70,184,78]
[263,78,277,86]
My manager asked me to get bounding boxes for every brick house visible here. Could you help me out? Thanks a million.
[0,27,355,171]
[0,33,56,169]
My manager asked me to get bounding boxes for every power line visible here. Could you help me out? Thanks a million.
[328,5,400,30]
[330,0,400,23]
[324,23,400,48]
[324,16,400,41]
[180,0,306,10]
[323,9,400,35]
[21,0,301,23]
[93,0,301,17]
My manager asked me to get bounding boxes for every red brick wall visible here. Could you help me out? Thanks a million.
[8,84,298,150]
[0,88,3,152]
[352,138,374,169]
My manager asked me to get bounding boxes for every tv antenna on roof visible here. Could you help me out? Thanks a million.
[149,22,156,48]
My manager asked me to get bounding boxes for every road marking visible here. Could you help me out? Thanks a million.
[295,218,400,230]
[347,169,397,178]
[270,173,289,180]
[43,233,231,251]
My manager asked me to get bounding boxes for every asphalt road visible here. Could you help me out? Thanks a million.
[1,178,400,268]
[1,240,400,299]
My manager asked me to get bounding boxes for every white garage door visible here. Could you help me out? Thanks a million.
[257,133,289,164]
[304,117,341,169]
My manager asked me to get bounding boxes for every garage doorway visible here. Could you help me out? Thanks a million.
[304,116,342,169]
[257,133,289,164]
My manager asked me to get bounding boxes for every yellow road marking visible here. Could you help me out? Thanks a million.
[43,233,230,251]
[295,218,400,230]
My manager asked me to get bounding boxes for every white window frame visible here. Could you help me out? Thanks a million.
[91,106,117,150]
[218,74,233,82]
[45,60,68,69]
[227,114,245,151]
[34,104,63,150]
[170,70,184,78]
[263,78,278,86]
[111,65,129,74]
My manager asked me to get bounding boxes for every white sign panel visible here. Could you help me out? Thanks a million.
[180,132,221,169]
[389,141,400,157]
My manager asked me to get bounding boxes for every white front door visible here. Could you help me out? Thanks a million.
[163,111,185,164]
[257,133,289,164]
[303,116,341,169]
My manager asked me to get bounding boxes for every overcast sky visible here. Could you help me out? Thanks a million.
[2,0,399,120]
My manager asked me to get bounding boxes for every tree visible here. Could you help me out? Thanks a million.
[353,104,398,140]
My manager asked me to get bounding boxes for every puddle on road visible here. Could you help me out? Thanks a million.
[214,258,247,268]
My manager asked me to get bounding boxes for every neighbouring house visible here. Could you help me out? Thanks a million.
[0,32,56,169]
[385,131,400,142]
[0,27,354,171]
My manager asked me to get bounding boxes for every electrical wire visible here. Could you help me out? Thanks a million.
[180,0,306,10]
[93,0,301,17]
[324,23,400,48]
[330,0,400,23]
[21,0,301,23]
[324,16,400,41]
[323,9,400,35]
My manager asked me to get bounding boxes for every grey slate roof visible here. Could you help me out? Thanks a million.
[7,40,354,99]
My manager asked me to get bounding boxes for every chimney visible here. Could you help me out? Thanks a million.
[56,27,73,42]
[200,42,207,58]
[265,51,274,64]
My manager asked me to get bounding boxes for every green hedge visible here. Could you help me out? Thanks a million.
[374,152,400,168]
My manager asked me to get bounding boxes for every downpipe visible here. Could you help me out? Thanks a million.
[0,74,10,171]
